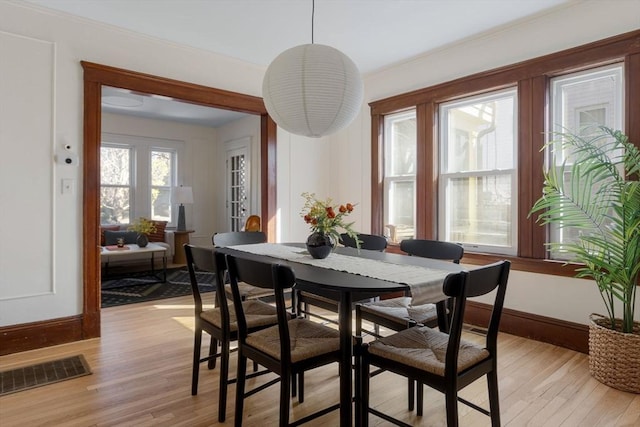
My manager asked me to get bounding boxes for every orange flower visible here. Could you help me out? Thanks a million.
[300,193,359,248]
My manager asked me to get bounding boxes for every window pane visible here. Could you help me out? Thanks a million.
[440,88,517,254]
[151,187,171,221]
[548,64,624,260]
[443,175,512,247]
[100,187,130,224]
[151,150,171,186]
[385,112,416,176]
[384,111,416,243]
[442,92,515,173]
[150,149,174,222]
[385,180,415,243]
[100,146,130,185]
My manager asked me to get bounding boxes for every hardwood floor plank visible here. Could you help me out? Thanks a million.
[0,295,636,426]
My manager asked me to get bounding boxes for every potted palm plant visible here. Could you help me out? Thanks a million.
[530,126,639,393]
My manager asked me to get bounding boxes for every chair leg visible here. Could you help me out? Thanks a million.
[416,380,423,416]
[191,330,202,395]
[234,351,248,427]
[408,379,414,411]
[218,340,230,422]
[280,370,291,427]
[361,351,370,427]
[298,371,305,403]
[487,370,501,427]
[354,337,363,427]
[445,386,459,427]
[208,337,218,369]
[291,372,297,398]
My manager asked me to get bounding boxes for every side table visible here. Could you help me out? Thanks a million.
[173,230,195,264]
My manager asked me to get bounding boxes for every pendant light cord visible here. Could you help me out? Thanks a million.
[311,0,315,44]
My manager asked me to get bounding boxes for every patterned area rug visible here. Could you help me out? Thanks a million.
[101,269,215,308]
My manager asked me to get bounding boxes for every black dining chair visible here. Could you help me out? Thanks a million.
[357,260,511,427]
[355,238,464,413]
[226,254,342,427]
[356,239,464,336]
[296,232,387,325]
[185,244,279,422]
[212,231,274,301]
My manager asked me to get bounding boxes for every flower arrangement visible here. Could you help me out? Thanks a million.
[128,217,157,235]
[301,192,359,248]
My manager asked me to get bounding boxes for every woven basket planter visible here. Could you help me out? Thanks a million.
[588,313,640,393]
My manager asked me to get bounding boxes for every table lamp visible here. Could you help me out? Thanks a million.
[172,186,193,231]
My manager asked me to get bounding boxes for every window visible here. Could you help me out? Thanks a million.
[370,31,639,274]
[100,145,132,224]
[439,89,518,255]
[383,111,416,244]
[547,64,624,259]
[100,134,180,226]
[150,150,174,222]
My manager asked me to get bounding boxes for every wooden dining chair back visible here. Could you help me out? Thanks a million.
[358,260,511,427]
[340,232,388,251]
[356,239,464,336]
[185,244,278,422]
[212,230,267,247]
[400,238,464,262]
[355,238,464,413]
[244,215,261,232]
[226,254,342,427]
[212,231,274,301]
[297,232,388,325]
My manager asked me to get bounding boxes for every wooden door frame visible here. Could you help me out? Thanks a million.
[82,62,277,338]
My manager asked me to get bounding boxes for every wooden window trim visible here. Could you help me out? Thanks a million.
[371,30,640,277]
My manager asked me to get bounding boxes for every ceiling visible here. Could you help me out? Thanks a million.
[24,0,571,128]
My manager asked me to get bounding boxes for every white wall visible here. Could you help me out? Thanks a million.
[0,1,264,326]
[0,0,638,329]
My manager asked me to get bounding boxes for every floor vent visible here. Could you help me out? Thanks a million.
[0,355,91,396]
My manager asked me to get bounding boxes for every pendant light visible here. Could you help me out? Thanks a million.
[262,0,363,138]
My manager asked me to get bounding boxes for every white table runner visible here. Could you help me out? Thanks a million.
[227,243,451,305]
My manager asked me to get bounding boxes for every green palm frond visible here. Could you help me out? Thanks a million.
[529,126,639,333]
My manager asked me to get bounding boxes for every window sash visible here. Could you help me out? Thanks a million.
[101,135,181,226]
[546,63,624,260]
[438,88,518,255]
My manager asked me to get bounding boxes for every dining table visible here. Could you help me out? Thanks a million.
[217,242,466,427]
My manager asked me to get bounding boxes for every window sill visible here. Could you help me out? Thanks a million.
[384,244,583,278]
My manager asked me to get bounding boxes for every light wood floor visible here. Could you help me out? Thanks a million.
[1,295,638,426]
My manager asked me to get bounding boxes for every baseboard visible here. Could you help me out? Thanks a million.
[465,301,589,354]
[0,315,84,356]
[0,303,589,356]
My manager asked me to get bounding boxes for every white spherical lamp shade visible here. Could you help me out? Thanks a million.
[262,44,364,138]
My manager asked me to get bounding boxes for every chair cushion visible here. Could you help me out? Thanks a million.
[368,326,489,376]
[246,318,341,363]
[360,297,437,325]
[200,299,278,331]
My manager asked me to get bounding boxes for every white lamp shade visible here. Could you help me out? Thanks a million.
[172,186,193,204]
[262,44,364,138]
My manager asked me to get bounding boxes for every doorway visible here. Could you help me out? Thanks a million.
[82,62,277,339]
